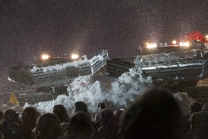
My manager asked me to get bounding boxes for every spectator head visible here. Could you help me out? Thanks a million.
[189,101,202,113]
[119,87,183,139]
[0,110,4,125]
[53,104,69,123]
[202,102,208,111]
[22,107,40,128]
[4,109,20,124]
[100,108,114,127]
[74,101,88,113]
[35,113,62,139]
[66,111,93,138]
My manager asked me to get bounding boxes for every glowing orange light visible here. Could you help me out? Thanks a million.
[172,40,177,44]
[41,54,50,60]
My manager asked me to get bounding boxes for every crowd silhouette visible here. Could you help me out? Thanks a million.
[0,87,207,139]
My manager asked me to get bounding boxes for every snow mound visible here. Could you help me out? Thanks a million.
[30,69,153,114]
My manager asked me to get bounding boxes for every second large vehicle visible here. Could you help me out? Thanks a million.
[106,31,208,91]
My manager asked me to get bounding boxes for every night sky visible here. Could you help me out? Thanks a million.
[0,0,208,92]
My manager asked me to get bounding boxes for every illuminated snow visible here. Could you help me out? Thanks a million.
[30,60,87,73]
[27,68,153,114]
[23,69,193,115]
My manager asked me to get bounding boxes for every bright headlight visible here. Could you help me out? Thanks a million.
[71,53,79,60]
[179,42,190,47]
[41,54,50,60]
[172,40,177,45]
[146,43,157,49]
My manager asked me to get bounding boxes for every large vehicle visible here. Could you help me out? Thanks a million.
[8,50,109,105]
[106,31,208,91]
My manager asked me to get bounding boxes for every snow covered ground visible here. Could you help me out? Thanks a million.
[22,68,193,116]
